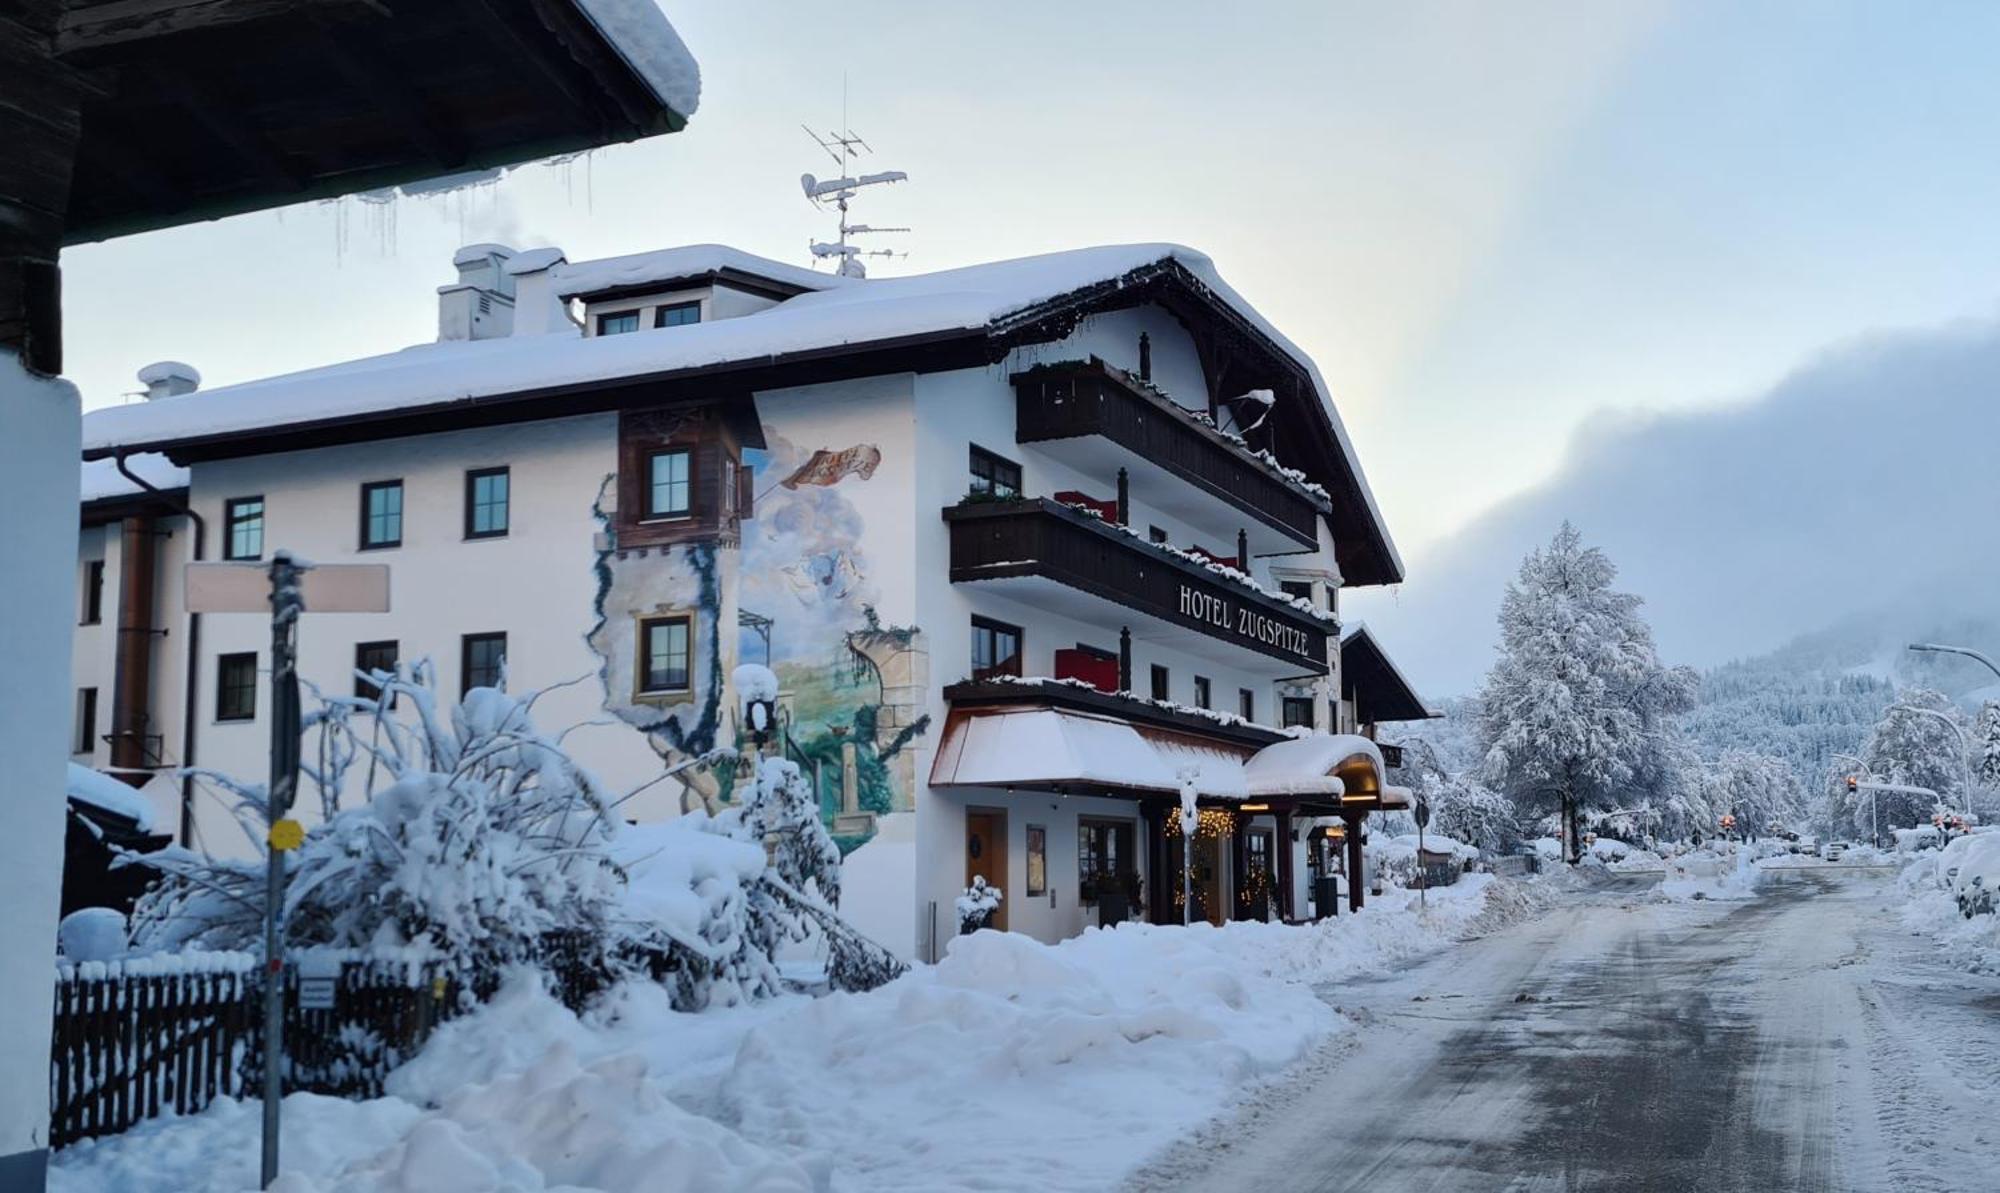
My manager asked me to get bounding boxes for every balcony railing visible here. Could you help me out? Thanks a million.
[944,497,1330,673]
[1013,358,1327,549]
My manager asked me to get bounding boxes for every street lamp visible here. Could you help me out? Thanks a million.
[1907,642,2000,683]
[1886,702,1975,822]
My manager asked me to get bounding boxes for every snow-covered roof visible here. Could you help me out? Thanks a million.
[80,242,1399,581]
[80,452,187,504]
[1340,624,1437,722]
[1242,734,1383,798]
[569,0,701,118]
[548,243,841,299]
[66,764,156,832]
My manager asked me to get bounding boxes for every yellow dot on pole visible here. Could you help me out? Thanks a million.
[269,818,305,851]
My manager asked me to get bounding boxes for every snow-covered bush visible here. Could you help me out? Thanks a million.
[956,877,1002,933]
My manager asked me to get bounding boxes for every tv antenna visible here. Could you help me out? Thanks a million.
[800,122,909,278]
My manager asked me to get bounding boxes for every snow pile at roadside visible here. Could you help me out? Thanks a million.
[52,878,1514,1193]
[1657,843,1764,901]
[1896,833,2000,973]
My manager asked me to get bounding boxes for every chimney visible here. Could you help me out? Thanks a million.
[503,247,574,336]
[136,360,200,400]
[438,243,517,341]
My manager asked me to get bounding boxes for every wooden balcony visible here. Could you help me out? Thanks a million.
[1013,358,1327,551]
[944,498,1330,673]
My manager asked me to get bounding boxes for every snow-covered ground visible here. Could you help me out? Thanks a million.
[1895,831,2000,974]
[50,876,1529,1193]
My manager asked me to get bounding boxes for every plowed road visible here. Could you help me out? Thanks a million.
[1134,870,2000,1193]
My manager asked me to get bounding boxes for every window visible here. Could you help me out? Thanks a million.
[654,301,701,328]
[360,480,403,550]
[1026,825,1048,897]
[596,310,640,336]
[1193,676,1211,710]
[1148,526,1169,545]
[646,449,692,519]
[1150,664,1170,702]
[1279,579,1313,604]
[81,560,104,625]
[461,633,507,696]
[1282,696,1315,729]
[223,496,264,561]
[217,652,257,721]
[971,616,1023,681]
[74,688,97,755]
[465,467,509,539]
[1079,819,1134,897]
[968,445,1022,499]
[639,616,692,694]
[1239,688,1256,721]
[354,640,399,707]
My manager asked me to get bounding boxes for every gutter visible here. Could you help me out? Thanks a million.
[114,453,204,848]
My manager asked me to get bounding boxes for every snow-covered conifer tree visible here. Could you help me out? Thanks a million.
[1479,522,1681,863]
[1860,687,1967,831]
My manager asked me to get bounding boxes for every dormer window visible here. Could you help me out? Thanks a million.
[655,301,701,328]
[646,448,692,519]
[597,310,640,336]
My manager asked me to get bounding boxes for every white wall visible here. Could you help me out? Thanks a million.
[1,355,80,1180]
[183,414,666,850]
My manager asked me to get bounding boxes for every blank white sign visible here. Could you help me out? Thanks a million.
[185,562,391,614]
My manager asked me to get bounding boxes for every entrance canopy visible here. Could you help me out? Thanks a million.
[930,705,1386,809]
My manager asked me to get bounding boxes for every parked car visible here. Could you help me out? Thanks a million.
[1821,841,1848,861]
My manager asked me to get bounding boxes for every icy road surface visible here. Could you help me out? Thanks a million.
[1135,869,2000,1193]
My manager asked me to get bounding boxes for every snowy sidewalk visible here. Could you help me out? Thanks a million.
[50,877,1527,1193]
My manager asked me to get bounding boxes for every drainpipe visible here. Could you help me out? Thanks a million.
[108,512,158,770]
[115,453,204,847]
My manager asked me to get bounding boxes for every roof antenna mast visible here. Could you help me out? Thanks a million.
[800,86,909,278]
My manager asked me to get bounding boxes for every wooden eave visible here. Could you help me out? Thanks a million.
[57,0,691,245]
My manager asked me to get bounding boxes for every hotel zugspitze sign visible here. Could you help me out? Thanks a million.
[1179,586,1315,660]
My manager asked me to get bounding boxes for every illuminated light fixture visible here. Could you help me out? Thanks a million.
[1239,803,1271,813]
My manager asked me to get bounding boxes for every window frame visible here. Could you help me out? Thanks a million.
[464,467,511,540]
[967,444,1023,500]
[216,652,258,722]
[460,632,508,697]
[1239,688,1256,721]
[1278,579,1313,604]
[596,309,641,336]
[1149,664,1170,702]
[1281,695,1316,729]
[223,496,264,561]
[358,479,404,551]
[354,640,400,708]
[654,300,701,328]
[637,614,694,696]
[643,447,694,521]
[81,559,104,625]
[970,615,1024,681]
[1078,817,1136,901]
[1193,676,1211,710]
[74,687,98,755]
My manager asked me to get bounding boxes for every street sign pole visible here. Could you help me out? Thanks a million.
[185,552,387,1190]
[261,554,303,1189]
[1414,796,1431,912]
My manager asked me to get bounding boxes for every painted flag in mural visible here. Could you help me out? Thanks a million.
[780,443,882,489]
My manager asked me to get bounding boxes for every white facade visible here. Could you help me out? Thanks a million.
[74,241,1406,965]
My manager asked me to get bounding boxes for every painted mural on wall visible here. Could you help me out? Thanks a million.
[586,475,734,814]
[738,431,928,852]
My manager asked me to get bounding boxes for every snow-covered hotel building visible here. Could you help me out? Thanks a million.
[73,241,1434,960]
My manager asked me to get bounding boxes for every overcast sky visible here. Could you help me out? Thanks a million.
[61,1,2000,690]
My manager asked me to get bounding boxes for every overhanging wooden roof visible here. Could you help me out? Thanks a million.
[1340,625,1435,725]
[58,0,694,244]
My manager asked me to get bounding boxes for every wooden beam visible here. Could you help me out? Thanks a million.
[1,1,82,373]
[141,62,309,191]
[460,0,601,132]
[312,14,469,170]
[57,0,387,62]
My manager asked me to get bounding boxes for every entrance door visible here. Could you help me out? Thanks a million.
[965,808,1008,931]
[1192,830,1224,926]
[1241,829,1274,921]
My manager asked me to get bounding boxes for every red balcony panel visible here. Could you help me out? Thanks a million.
[1053,648,1120,693]
[1053,490,1119,523]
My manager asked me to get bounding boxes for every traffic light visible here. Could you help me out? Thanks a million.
[1846,775,1859,793]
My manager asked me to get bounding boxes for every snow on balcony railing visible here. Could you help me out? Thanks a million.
[966,674,1315,739]
[1107,363,1334,504]
[1048,498,1336,624]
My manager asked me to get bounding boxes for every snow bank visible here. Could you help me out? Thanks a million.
[54,879,1516,1192]
[1897,832,2000,973]
[66,762,155,831]
[1656,843,1764,902]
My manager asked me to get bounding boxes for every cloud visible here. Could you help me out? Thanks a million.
[1347,314,2000,696]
